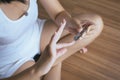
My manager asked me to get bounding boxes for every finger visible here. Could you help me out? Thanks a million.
[56,41,75,49]
[86,26,91,33]
[80,30,94,40]
[86,31,95,35]
[81,31,87,38]
[86,26,95,33]
[55,19,66,42]
[76,25,82,33]
[50,19,66,45]
[49,33,56,46]
[57,48,67,59]
[80,27,83,32]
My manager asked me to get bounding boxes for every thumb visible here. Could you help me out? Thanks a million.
[57,48,67,59]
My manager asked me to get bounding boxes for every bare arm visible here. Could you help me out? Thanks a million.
[39,0,65,20]
[39,0,81,34]
[0,66,39,80]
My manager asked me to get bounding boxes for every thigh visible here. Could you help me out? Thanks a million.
[13,61,35,76]
[40,20,69,52]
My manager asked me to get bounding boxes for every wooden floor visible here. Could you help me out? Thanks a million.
[38,0,120,80]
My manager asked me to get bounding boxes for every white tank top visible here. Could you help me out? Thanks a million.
[0,0,41,66]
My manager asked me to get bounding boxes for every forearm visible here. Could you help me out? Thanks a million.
[0,50,56,80]
[1,66,40,80]
[1,57,56,80]
[39,0,65,20]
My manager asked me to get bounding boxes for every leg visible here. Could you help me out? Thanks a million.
[40,13,103,65]
[42,63,62,80]
[13,61,35,75]
[13,60,44,80]
[55,13,103,65]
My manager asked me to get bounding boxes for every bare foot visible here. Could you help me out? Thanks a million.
[79,47,88,54]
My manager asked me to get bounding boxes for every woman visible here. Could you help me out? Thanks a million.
[0,0,103,80]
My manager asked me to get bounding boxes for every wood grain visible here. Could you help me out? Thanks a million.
[38,0,120,80]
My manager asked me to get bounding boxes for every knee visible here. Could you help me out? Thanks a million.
[89,14,104,37]
[73,13,104,37]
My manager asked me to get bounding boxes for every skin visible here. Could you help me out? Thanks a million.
[0,0,104,80]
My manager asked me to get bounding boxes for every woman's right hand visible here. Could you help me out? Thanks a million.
[34,20,75,76]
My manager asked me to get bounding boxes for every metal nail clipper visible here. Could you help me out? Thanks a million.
[74,23,92,41]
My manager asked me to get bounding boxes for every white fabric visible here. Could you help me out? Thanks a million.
[0,0,46,79]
